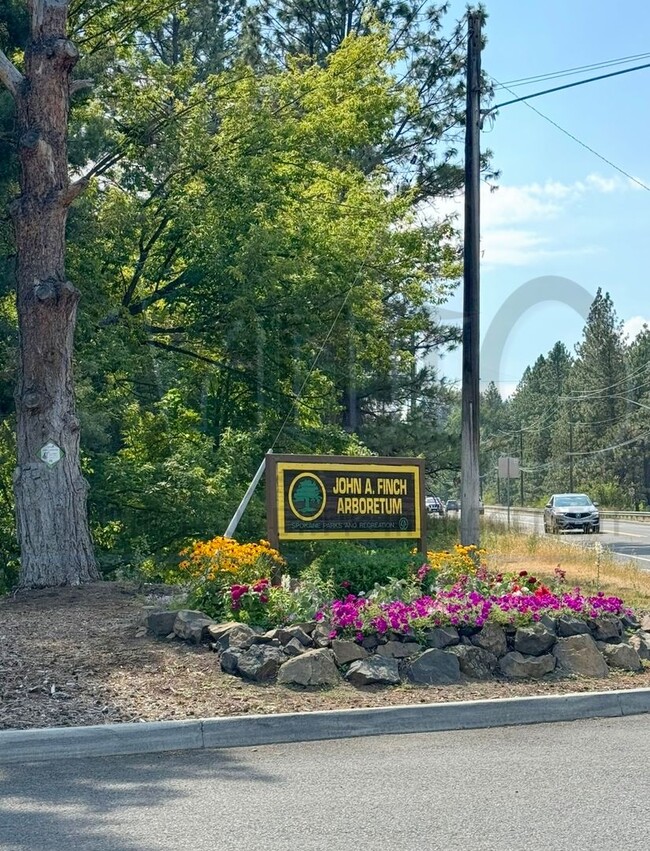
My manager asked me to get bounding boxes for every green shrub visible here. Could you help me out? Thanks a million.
[309,543,423,595]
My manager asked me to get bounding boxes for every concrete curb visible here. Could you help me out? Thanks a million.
[1,688,649,764]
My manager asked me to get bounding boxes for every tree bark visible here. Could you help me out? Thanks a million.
[5,0,99,586]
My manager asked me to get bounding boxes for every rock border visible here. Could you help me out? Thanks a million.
[146,609,650,688]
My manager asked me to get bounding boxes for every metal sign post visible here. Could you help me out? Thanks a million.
[498,456,520,530]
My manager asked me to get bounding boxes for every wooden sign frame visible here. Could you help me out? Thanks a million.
[266,454,427,556]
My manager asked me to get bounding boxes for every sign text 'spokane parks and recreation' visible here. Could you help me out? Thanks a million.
[265,455,426,552]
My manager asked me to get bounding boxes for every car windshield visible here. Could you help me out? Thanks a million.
[555,495,591,507]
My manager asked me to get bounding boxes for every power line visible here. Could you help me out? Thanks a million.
[498,51,650,89]
[490,61,650,112]
[490,76,650,193]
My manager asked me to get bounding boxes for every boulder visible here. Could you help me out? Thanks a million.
[277,626,313,647]
[293,621,317,635]
[423,626,460,649]
[236,646,286,682]
[331,639,368,666]
[361,634,380,651]
[448,645,497,679]
[277,649,341,687]
[471,623,507,657]
[312,623,334,648]
[602,642,643,672]
[639,613,650,632]
[146,610,178,637]
[173,610,215,644]
[629,631,650,661]
[499,651,555,679]
[514,623,556,656]
[206,622,256,650]
[220,648,243,675]
[553,634,609,678]
[621,612,640,630]
[207,621,245,642]
[591,616,622,643]
[376,640,422,659]
[407,649,461,685]
[556,615,591,638]
[539,614,557,634]
[282,638,307,657]
[346,656,400,686]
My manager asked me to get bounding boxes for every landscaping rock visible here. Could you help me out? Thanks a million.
[173,610,215,644]
[146,610,178,637]
[640,613,650,632]
[407,649,461,685]
[206,622,256,650]
[514,623,556,656]
[423,626,459,649]
[621,612,640,630]
[282,638,306,657]
[602,642,643,672]
[361,634,380,651]
[278,649,341,687]
[629,631,650,661]
[448,645,497,679]
[471,623,507,657]
[236,646,286,682]
[346,656,400,686]
[277,626,312,647]
[540,614,557,634]
[331,639,368,666]
[220,648,243,675]
[312,624,333,648]
[553,634,609,677]
[499,651,555,679]
[556,615,591,638]
[294,621,317,635]
[376,640,421,659]
[591,616,622,643]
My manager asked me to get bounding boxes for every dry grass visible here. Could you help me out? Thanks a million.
[483,525,650,609]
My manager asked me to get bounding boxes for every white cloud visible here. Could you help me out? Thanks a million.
[623,315,650,340]
[423,173,634,268]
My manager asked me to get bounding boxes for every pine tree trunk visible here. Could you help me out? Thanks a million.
[8,1,98,586]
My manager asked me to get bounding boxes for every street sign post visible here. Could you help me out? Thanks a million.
[498,456,520,529]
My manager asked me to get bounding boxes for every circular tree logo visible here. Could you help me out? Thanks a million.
[288,473,326,522]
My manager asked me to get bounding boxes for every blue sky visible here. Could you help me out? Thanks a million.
[434,0,650,395]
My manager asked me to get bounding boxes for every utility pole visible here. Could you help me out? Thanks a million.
[569,402,574,492]
[519,428,524,505]
[460,10,482,546]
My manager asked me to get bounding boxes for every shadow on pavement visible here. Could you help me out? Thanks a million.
[0,747,278,851]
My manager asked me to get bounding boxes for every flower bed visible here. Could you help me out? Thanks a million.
[145,540,650,688]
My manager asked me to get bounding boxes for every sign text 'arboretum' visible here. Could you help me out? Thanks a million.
[266,455,425,550]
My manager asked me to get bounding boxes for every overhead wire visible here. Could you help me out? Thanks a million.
[488,75,650,193]
[497,51,650,89]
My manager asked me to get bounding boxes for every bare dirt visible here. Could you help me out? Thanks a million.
[1,581,649,731]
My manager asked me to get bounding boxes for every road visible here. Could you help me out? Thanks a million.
[486,506,650,570]
[1,716,649,850]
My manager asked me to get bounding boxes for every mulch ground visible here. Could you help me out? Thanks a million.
[1,582,649,731]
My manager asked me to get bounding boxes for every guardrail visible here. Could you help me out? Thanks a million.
[486,505,650,522]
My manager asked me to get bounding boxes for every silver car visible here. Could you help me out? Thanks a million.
[544,493,600,534]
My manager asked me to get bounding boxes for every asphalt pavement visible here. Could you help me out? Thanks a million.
[1,715,649,851]
[486,507,650,570]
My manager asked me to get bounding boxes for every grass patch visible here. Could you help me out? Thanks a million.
[482,518,650,609]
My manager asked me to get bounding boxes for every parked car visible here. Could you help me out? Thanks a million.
[445,499,460,513]
[425,496,445,517]
[543,493,600,534]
